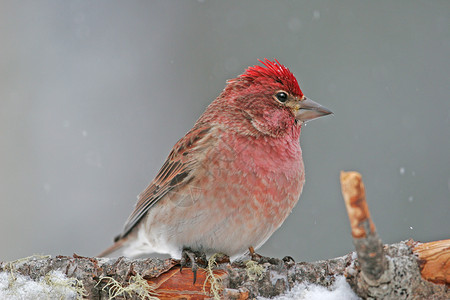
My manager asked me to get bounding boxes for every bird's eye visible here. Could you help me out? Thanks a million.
[275,92,288,103]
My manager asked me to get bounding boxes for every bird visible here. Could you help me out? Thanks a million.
[99,59,332,264]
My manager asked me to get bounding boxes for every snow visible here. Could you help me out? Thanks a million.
[0,270,81,300]
[313,10,320,20]
[43,183,51,193]
[269,271,287,286]
[288,18,302,33]
[259,276,360,300]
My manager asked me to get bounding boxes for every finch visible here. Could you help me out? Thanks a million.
[99,59,332,261]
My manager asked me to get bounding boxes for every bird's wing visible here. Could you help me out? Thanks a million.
[118,125,213,239]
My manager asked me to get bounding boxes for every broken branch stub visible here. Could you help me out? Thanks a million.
[340,171,388,284]
[412,239,450,285]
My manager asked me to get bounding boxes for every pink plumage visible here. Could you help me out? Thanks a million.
[99,59,332,260]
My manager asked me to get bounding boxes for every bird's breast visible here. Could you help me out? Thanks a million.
[203,129,305,220]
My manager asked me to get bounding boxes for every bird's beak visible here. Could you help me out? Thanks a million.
[295,97,333,122]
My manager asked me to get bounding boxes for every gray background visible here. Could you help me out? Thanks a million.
[1,1,449,262]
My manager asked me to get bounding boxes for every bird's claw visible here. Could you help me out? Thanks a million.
[180,248,206,284]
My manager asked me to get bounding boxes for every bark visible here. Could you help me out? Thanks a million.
[0,241,448,299]
[412,239,450,285]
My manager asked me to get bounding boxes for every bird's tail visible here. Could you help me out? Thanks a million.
[97,235,128,257]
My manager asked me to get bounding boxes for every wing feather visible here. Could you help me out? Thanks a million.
[118,125,212,239]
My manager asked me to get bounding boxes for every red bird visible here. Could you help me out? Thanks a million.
[99,59,332,262]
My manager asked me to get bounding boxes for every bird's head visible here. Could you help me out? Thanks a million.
[216,59,332,137]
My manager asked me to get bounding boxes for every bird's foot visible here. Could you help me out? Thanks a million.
[180,248,207,284]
